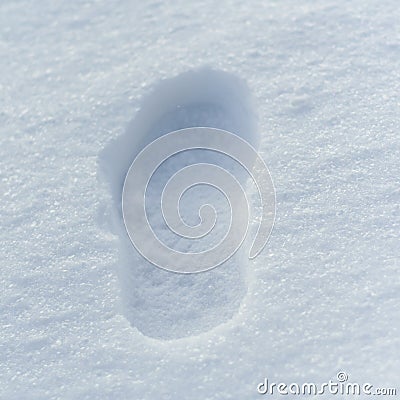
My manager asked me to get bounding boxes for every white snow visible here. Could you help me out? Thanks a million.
[1,0,399,399]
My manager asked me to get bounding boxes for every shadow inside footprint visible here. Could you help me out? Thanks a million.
[99,69,258,340]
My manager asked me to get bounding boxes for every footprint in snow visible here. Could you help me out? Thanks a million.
[99,68,260,340]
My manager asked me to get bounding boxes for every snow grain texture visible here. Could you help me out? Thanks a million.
[1,0,399,399]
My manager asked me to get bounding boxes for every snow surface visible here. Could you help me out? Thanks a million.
[1,0,399,399]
